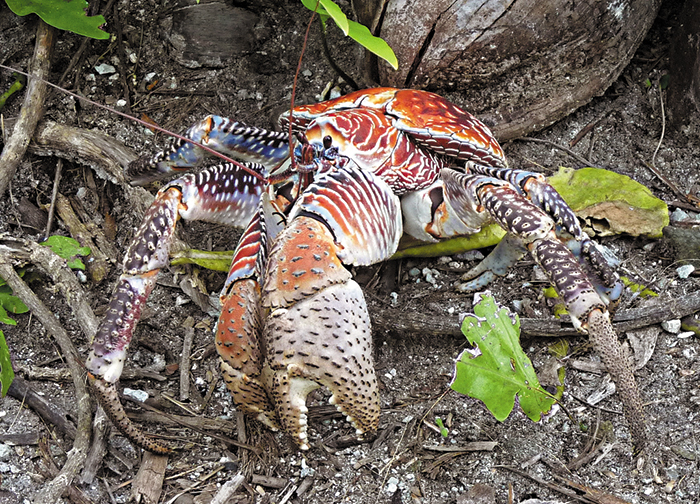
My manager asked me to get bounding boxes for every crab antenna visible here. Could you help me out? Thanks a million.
[288,2,319,172]
[0,63,267,182]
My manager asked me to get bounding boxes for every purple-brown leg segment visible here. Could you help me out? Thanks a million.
[87,163,268,452]
[443,169,647,450]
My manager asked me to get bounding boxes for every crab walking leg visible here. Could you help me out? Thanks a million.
[444,169,646,450]
[262,161,403,449]
[468,164,620,290]
[216,195,284,430]
[87,163,267,452]
[126,117,290,184]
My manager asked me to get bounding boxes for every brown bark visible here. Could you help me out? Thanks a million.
[667,0,700,130]
[355,0,661,141]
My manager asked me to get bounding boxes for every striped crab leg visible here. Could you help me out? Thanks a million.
[126,117,290,184]
[87,163,267,453]
[261,160,403,449]
[442,169,647,451]
[215,193,285,431]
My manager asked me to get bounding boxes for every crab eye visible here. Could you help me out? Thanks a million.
[323,135,333,149]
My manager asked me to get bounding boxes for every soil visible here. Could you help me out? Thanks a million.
[1,1,700,503]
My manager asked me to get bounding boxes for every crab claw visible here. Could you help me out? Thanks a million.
[262,162,402,448]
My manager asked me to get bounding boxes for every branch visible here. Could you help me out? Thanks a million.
[0,20,54,197]
[369,291,700,338]
[0,258,92,504]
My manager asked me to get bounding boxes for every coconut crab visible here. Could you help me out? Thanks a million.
[86,88,646,453]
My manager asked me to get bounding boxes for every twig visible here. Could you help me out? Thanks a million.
[6,376,77,439]
[130,452,169,504]
[516,137,599,168]
[55,192,111,283]
[369,290,700,338]
[180,326,194,402]
[0,236,98,337]
[0,20,54,197]
[497,465,597,504]
[80,406,111,485]
[44,158,63,240]
[0,259,92,504]
[651,85,666,169]
[210,474,245,504]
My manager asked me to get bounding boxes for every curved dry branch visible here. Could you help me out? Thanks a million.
[0,20,54,197]
[0,258,91,504]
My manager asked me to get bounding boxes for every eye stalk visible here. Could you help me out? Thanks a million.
[293,135,340,174]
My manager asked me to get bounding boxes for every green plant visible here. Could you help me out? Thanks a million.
[4,0,110,39]
[0,272,28,325]
[0,331,13,397]
[301,0,398,70]
[435,417,449,438]
[450,294,559,422]
[41,235,91,270]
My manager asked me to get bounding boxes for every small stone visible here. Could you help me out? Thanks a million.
[662,319,682,334]
[408,268,421,277]
[385,477,399,494]
[94,63,116,74]
[302,69,312,77]
[0,444,11,461]
[390,292,398,306]
[455,250,484,261]
[123,388,149,402]
[670,208,690,222]
[677,264,695,279]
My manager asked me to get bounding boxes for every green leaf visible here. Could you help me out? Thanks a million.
[548,167,669,238]
[346,19,398,70]
[0,306,17,326]
[450,294,557,422]
[5,0,110,39]
[0,292,28,315]
[41,235,91,270]
[171,249,233,272]
[620,276,658,298]
[319,0,349,35]
[300,0,398,70]
[0,331,14,397]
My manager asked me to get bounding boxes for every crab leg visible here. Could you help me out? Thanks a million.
[467,164,620,290]
[126,117,290,184]
[216,193,284,430]
[443,169,647,450]
[87,162,267,452]
[262,161,403,449]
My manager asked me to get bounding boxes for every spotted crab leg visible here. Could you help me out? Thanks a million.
[442,169,647,451]
[87,162,267,452]
[261,160,403,449]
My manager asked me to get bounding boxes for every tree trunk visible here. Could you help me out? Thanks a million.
[354,0,661,141]
[667,0,700,130]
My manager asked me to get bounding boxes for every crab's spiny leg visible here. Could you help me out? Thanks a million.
[127,117,289,185]
[88,162,267,452]
[263,162,402,449]
[531,239,647,451]
[468,164,619,289]
[445,170,646,450]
